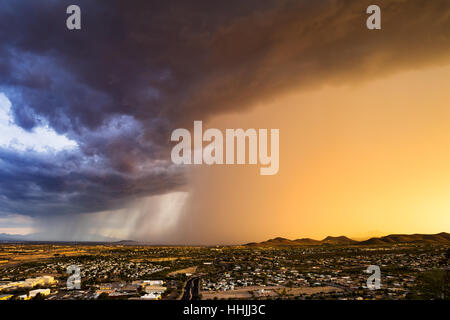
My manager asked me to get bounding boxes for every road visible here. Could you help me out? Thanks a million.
[181,277,200,300]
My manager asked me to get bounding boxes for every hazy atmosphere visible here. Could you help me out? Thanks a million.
[0,0,449,244]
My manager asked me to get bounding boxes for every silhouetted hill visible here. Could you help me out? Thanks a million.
[246,236,345,247]
[293,238,321,245]
[0,233,119,242]
[359,232,450,245]
[321,236,358,245]
[114,240,140,245]
[358,238,386,245]
[249,237,295,246]
[246,237,319,247]
[245,232,450,247]
[0,233,25,241]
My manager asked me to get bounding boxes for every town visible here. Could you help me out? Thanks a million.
[0,242,448,300]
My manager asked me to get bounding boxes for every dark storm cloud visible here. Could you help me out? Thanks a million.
[0,0,449,218]
[0,147,184,216]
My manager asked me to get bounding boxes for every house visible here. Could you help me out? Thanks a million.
[29,289,51,298]
[140,292,161,300]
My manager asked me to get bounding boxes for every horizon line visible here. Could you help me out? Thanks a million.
[0,231,448,246]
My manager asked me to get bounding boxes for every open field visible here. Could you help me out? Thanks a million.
[148,257,191,262]
[0,246,93,267]
[283,286,344,295]
[201,285,344,299]
[168,266,197,276]
[201,286,254,299]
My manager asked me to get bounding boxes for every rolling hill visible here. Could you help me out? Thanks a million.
[358,232,450,245]
[321,236,358,245]
[245,232,450,247]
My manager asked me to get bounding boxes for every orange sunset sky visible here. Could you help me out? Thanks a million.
[173,64,450,244]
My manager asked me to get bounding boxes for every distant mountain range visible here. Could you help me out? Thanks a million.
[245,232,450,247]
[0,232,120,243]
[1,232,449,246]
[114,240,140,245]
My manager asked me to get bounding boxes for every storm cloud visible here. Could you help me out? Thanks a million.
[0,0,449,234]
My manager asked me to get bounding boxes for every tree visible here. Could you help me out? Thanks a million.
[408,269,449,300]
[33,293,45,300]
[97,292,110,300]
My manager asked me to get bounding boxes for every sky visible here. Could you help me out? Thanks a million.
[0,0,449,243]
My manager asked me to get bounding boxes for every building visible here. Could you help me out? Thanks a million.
[0,276,56,292]
[142,280,164,286]
[144,285,167,294]
[140,292,161,300]
[29,289,51,298]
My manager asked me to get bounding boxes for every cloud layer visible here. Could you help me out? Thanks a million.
[0,0,449,240]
